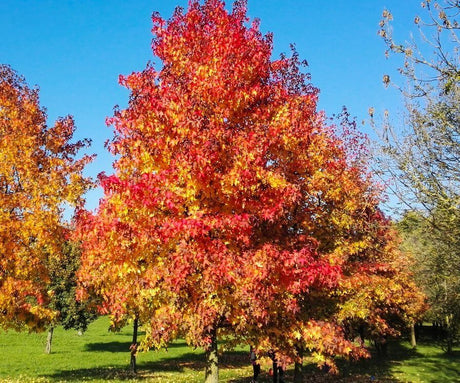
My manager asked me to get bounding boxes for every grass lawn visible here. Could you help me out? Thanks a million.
[0,317,459,382]
[337,341,460,383]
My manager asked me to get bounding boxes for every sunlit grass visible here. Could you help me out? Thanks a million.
[0,317,459,382]
[388,342,460,383]
[334,338,460,383]
[0,317,252,382]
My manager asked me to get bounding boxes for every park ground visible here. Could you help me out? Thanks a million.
[0,317,459,382]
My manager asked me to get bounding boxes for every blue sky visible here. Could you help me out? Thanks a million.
[0,1,420,211]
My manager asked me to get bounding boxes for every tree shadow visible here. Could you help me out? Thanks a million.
[220,350,250,368]
[46,339,460,382]
[85,340,191,353]
[165,341,188,348]
[139,349,248,372]
[45,349,250,381]
[387,344,460,383]
[229,342,413,383]
[333,339,460,382]
[42,367,147,381]
[141,351,207,372]
[85,341,132,353]
[330,340,420,382]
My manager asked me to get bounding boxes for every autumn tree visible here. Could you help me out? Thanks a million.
[336,211,426,351]
[377,0,460,353]
[0,65,92,332]
[76,1,423,380]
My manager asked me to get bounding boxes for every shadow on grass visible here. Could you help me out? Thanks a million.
[228,341,416,383]
[164,341,188,348]
[290,340,460,383]
[142,351,207,372]
[337,340,420,379]
[387,343,460,383]
[139,350,248,371]
[45,339,460,382]
[85,341,132,353]
[45,350,250,381]
[42,367,147,382]
[84,340,189,353]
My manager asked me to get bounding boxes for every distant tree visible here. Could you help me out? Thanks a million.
[397,210,460,352]
[76,1,425,380]
[44,240,97,354]
[336,211,426,353]
[377,0,460,353]
[0,65,92,332]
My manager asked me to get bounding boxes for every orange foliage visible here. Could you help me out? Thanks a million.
[0,65,92,331]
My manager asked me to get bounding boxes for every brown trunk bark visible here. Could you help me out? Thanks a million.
[130,317,139,373]
[294,361,303,383]
[410,323,417,348]
[445,315,453,354]
[272,360,278,383]
[447,336,453,354]
[293,347,303,383]
[204,328,218,383]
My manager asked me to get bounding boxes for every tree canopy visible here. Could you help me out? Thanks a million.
[75,0,425,379]
[0,65,92,331]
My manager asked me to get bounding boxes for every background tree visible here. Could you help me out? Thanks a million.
[0,65,92,332]
[76,0,424,380]
[397,210,460,352]
[337,211,426,352]
[377,0,460,353]
[44,240,97,354]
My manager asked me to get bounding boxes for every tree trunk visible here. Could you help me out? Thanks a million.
[45,326,54,354]
[410,323,417,348]
[447,335,453,354]
[293,347,303,383]
[294,362,303,383]
[130,317,139,373]
[445,314,453,354]
[272,359,278,383]
[204,328,218,383]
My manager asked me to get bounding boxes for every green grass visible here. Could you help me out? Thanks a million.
[334,340,460,383]
[385,343,460,383]
[0,318,459,382]
[0,317,252,383]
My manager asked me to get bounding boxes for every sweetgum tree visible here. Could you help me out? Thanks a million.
[76,1,423,380]
[0,65,92,331]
